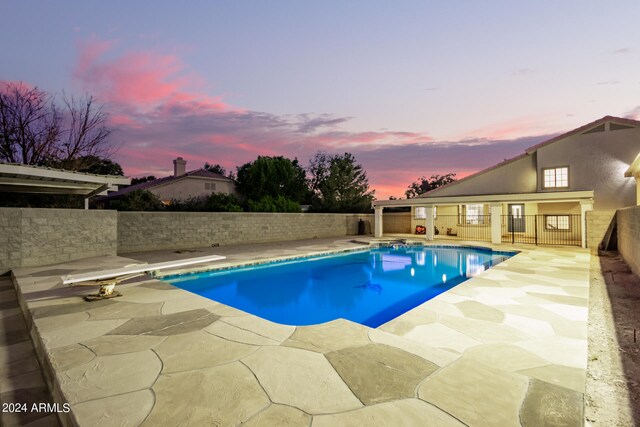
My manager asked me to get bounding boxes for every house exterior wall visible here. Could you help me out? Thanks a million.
[0,208,118,274]
[617,206,640,275]
[382,212,411,234]
[536,202,580,215]
[423,154,538,197]
[535,126,640,210]
[419,122,640,213]
[150,177,236,202]
[410,205,458,236]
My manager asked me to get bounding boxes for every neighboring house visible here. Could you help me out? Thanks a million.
[373,116,640,248]
[101,157,236,204]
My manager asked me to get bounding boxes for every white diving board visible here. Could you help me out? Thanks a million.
[61,255,226,301]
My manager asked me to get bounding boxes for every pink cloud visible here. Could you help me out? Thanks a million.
[456,116,552,141]
[72,37,551,200]
[75,38,114,80]
[625,106,640,120]
[74,39,232,113]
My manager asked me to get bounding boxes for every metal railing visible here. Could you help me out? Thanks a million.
[410,215,492,242]
[434,215,491,242]
[501,214,581,246]
[380,212,582,247]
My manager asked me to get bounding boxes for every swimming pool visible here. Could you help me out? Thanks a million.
[163,245,515,328]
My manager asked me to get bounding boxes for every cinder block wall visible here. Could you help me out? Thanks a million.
[0,208,118,274]
[586,210,616,250]
[616,206,640,275]
[117,212,374,253]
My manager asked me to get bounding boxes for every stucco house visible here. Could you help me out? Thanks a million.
[102,157,236,204]
[373,116,640,248]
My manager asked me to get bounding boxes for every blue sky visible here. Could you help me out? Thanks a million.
[2,1,639,198]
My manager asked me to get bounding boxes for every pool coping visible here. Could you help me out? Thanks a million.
[10,238,590,426]
[154,240,519,279]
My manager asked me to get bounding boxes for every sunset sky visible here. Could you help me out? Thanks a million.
[2,1,639,199]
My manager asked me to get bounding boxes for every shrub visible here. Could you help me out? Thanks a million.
[247,195,301,212]
[111,190,164,211]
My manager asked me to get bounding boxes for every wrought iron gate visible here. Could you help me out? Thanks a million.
[501,214,581,246]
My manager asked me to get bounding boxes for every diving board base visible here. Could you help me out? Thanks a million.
[84,291,122,302]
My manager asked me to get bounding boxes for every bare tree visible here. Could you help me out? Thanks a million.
[56,93,114,170]
[0,82,115,170]
[0,82,60,164]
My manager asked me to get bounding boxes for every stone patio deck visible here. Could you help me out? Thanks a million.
[7,238,589,426]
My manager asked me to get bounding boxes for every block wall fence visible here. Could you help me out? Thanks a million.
[0,208,374,274]
[116,212,374,253]
[0,208,118,274]
[585,210,616,251]
[0,207,634,274]
[616,206,640,276]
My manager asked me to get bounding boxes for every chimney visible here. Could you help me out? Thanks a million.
[173,157,186,176]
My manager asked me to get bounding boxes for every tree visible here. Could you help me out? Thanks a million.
[57,93,113,167]
[405,173,456,198]
[308,151,375,213]
[47,155,123,175]
[0,82,60,164]
[0,82,114,169]
[130,175,157,185]
[203,162,227,176]
[235,156,309,205]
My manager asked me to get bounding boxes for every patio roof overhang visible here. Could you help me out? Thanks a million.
[0,163,130,195]
[624,153,640,178]
[372,190,595,208]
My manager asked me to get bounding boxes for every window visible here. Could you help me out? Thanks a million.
[545,215,570,230]
[414,207,436,219]
[205,182,217,191]
[542,167,569,188]
[465,204,484,224]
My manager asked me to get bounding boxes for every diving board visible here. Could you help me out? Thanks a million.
[61,255,226,301]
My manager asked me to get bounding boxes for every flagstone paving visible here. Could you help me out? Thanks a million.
[0,277,60,427]
[4,238,593,426]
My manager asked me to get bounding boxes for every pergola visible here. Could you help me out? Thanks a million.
[0,163,130,209]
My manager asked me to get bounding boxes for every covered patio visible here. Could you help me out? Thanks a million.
[372,191,594,248]
[0,163,130,209]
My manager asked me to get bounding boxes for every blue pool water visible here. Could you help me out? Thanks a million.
[163,245,515,328]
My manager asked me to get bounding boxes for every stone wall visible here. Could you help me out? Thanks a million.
[586,210,616,251]
[616,206,640,275]
[117,212,374,253]
[0,208,118,274]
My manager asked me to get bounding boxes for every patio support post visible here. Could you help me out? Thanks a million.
[580,201,593,249]
[425,206,434,241]
[490,203,502,244]
[374,206,384,238]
